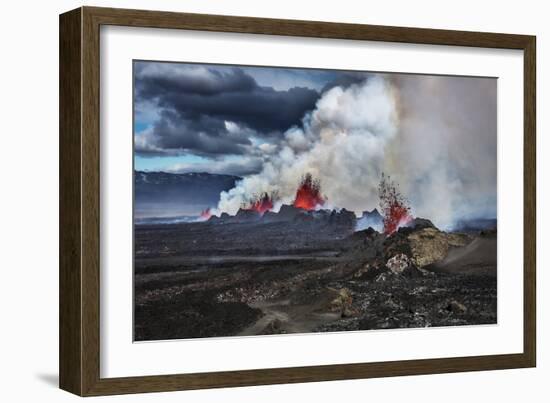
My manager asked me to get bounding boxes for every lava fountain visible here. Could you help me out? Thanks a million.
[293,173,326,211]
[243,192,275,214]
[199,208,212,221]
[378,174,413,235]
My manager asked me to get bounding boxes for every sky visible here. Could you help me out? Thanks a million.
[134,61,497,228]
[134,61,366,175]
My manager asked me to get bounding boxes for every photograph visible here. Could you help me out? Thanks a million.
[132,61,498,341]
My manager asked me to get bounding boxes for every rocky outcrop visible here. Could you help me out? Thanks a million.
[382,218,471,268]
[386,253,413,274]
[207,212,230,223]
[408,217,436,230]
[353,262,384,280]
[263,204,301,222]
[407,228,471,267]
[328,288,356,318]
[234,208,261,222]
[354,253,431,283]
[445,299,467,314]
[384,253,431,278]
[328,208,356,227]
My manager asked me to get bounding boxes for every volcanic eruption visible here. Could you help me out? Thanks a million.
[293,173,325,211]
[244,192,275,214]
[378,174,413,235]
[200,208,212,221]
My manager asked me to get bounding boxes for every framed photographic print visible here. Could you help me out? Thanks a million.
[59,6,536,396]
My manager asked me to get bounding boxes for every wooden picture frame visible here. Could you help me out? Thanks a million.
[59,6,536,396]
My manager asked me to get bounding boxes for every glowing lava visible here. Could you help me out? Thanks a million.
[378,174,413,235]
[293,173,325,210]
[199,208,212,221]
[247,193,274,214]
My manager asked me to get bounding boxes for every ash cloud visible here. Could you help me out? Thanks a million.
[217,76,399,216]
[386,75,497,228]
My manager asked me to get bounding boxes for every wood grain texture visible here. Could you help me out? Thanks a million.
[59,6,537,396]
[59,8,82,396]
[86,6,532,49]
[81,6,102,396]
[523,38,536,367]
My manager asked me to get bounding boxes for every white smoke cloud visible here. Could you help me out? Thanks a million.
[216,74,497,230]
[386,75,497,229]
[217,76,397,215]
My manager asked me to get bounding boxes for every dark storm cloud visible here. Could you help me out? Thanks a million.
[320,71,370,94]
[134,63,320,157]
[159,85,319,134]
[137,67,257,97]
[135,110,252,157]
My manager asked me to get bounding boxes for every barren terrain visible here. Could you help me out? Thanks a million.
[134,211,497,341]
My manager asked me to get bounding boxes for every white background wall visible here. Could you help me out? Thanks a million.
[0,0,546,401]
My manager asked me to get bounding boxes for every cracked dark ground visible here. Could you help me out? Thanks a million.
[134,213,496,341]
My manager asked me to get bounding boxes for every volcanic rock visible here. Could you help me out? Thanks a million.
[207,215,220,223]
[383,218,471,268]
[445,299,467,314]
[386,253,412,274]
[294,211,316,222]
[329,208,356,227]
[374,272,393,282]
[234,208,261,222]
[351,227,380,241]
[274,204,301,221]
[407,228,471,267]
[311,209,332,220]
[384,254,426,277]
[353,261,385,280]
[261,211,279,222]
[408,217,436,230]
[328,288,356,317]
[207,212,230,223]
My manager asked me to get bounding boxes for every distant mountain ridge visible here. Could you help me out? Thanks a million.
[452,218,497,233]
[135,170,240,185]
[135,171,241,218]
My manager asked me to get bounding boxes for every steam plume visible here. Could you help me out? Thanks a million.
[216,74,496,230]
